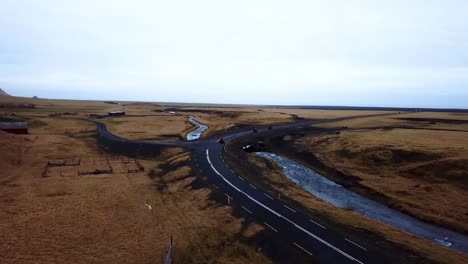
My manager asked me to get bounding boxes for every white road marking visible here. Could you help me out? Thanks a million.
[205,149,363,264]
[238,176,245,181]
[249,183,257,189]
[284,205,296,213]
[264,193,274,200]
[294,242,314,256]
[345,239,368,251]
[310,219,327,230]
[241,206,253,214]
[213,184,219,189]
[264,222,278,232]
[225,193,233,200]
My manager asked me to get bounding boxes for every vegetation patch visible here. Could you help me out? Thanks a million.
[223,116,468,264]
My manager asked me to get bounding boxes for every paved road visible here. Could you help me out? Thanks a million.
[95,114,400,264]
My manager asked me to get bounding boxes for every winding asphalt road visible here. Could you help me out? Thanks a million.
[95,114,402,264]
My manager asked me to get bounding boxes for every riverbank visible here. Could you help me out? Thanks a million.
[223,123,468,264]
[255,152,468,254]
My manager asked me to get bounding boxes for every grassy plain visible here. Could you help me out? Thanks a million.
[223,111,468,264]
[2,95,467,263]
[0,96,273,263]
[311,113,468,233]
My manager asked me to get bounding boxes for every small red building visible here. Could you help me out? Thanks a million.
[0,122,28,134]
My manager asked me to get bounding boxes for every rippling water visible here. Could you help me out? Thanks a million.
[186,116,208,141]
[255,152,468,253]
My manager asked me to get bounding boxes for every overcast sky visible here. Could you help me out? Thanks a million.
[1,0,467,108]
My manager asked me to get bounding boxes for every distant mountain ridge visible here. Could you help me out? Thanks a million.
[0,88,10,96]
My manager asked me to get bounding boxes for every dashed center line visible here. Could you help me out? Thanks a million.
[238,176,245,181]
[345,239,368,251]
[213,184,219,189]
[294,242,314,256]
[264,222,278,232]
[310,219,327,229]
[249,184,257,189]
[206,149,363,264]
[284,205,296,213]
[225,193,233,200]
[241,206,253,214]
[264,193,274,200]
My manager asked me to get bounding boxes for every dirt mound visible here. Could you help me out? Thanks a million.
[404,158,468,186]
[366,149,394,164]
[365,148,441,164]
[0,88,10,96]
[338,146,442,166]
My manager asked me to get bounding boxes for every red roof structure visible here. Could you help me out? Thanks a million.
[0,122,28,134]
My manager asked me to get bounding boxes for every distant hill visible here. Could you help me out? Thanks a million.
[0,88,10,96]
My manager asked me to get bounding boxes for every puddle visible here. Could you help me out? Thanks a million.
[255,152,468,254]
[186,116,208,141]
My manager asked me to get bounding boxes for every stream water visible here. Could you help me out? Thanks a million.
[186,116,208,141]
[255,152,468,254]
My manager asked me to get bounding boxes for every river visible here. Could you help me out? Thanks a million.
[186,116,208,141]
[255,152,468,254]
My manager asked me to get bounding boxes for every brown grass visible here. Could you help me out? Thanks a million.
[147,152,270,264]
[223,111,468,263]
[101,116,193,141]
[317,111,468,131]
[169,107,390,137]
[1,95,392,140]
[298,128,468,234]
[4,94,465,263]
[309,112,468,233]
[261,108,396,119]
[0,126,171,263]
[224,139,468,264]
[0,102,271,263]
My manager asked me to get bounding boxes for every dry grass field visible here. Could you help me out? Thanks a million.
[223,111,468,263]
[317,111,468,132]
[147,152,271,264]
[101,116,193,141]
[224,150,468,264]
[144,106,391,137]
[0,126,174,263]
[262,108,396,120]
[0,96,274,263]
[309,112,468,233]
[2,94,467,263]
[1,96,388,140]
